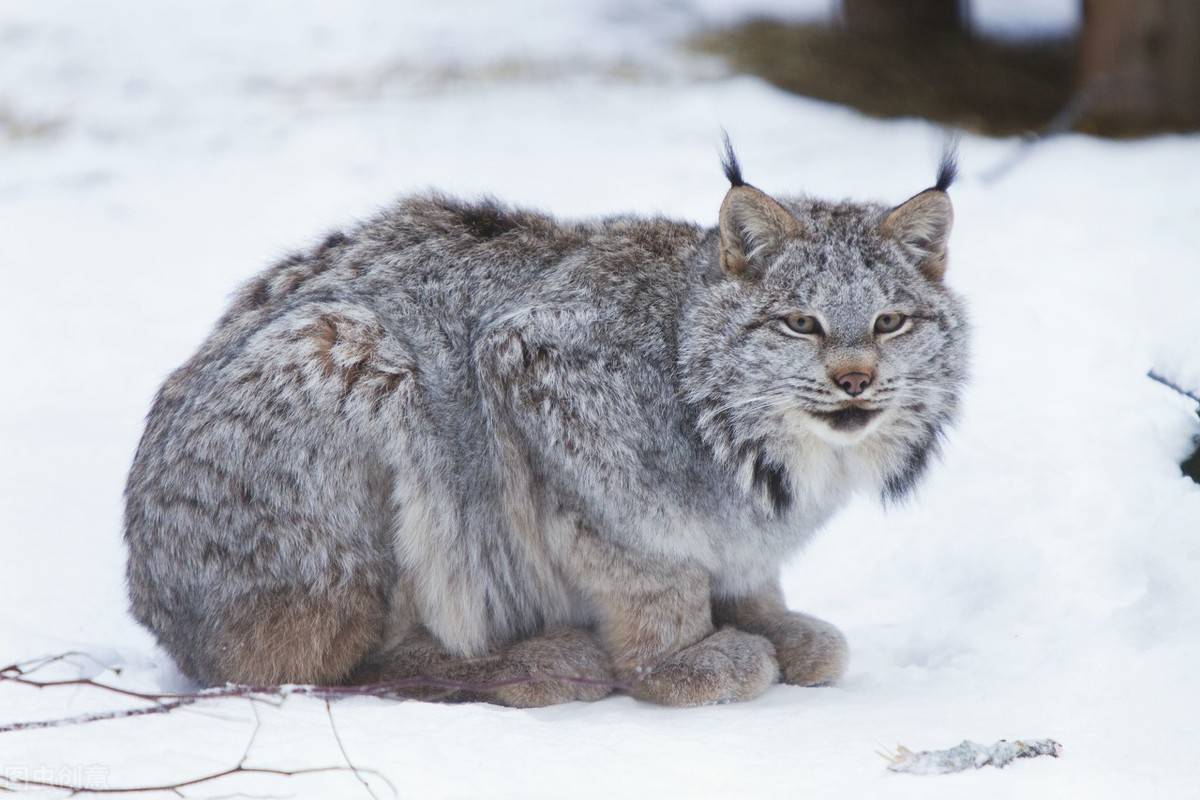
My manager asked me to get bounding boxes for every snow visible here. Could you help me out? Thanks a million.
[1,1,1198,797]
[969,0,1077,37]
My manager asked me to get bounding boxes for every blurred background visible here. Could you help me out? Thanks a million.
[6,0,1198,147]
[701,0,1200,137]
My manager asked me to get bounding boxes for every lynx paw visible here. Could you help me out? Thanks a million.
[770,614,848,687]
[490,627,615,708]
[632,627,779,707]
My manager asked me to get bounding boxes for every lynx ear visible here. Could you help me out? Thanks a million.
[718,185,801,278]
[882,189,954,281]
[716,134,801,278]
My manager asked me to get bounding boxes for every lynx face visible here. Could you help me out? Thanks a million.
[681,147,968,502]
[745,216,966,448]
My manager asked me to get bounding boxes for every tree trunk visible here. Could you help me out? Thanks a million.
[1079,0,1200,132]
[842,0,965,38]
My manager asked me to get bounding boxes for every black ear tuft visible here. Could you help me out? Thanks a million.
[720,130,745,188]
[934,137,959,192]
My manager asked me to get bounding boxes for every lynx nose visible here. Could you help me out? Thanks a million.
[833,370,874,397]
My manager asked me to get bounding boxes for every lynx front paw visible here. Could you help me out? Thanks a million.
[631,627,779,707]
[490,627,615,708]
[770,613,848,687]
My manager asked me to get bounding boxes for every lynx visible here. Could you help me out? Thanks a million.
[125,141,968,706]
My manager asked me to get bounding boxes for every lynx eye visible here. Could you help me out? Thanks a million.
[874,312,908,335]
[781,313,823,336]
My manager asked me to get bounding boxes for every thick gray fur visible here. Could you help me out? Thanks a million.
[125,145,968,706]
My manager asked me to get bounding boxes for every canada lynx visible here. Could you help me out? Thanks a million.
[125,141,967,706]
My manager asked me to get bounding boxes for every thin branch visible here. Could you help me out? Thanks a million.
[0,671,398,798]
[0,652,119,679]
[240,703,264,769]
[2,671,188,703]
[0,765,391,797]
[325,700,394,800]
[980,75,1115,184]
[1148,369,1200,405]
[0,697,198,734]
[0,652,628,736]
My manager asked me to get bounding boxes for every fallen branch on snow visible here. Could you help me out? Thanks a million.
[0,682,397,798]
[0,651,627,735]
[0,762,391,797]
[0,650,626,796]
[881,738,1063,775]
[1148,369,1200,406]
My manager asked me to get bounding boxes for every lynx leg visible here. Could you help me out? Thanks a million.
[713,582,848,687]
[630,626,780,706]
[351,626,615,708]
[569,534,778,706]
[489,628,615,707]
[207,581,386,686]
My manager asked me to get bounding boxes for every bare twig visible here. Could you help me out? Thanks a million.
[240,702,265,768]
[1148,369,1200,405]
[0,658,400,798]
[0,764,392,797]
[325,700,393,800]
[0,698,199,734]
[980,75,1115,184]
[0,652,121,679]
[0,651,628,736]
[0,648,624,798]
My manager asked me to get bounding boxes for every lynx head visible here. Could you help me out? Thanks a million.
[680,138,969,509]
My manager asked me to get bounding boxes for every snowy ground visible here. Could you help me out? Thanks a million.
[2,1,1198,797]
